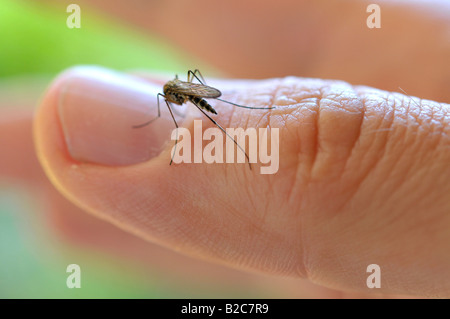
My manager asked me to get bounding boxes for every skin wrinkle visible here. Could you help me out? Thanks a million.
[261,87,275,223]
[311,87,360,183]
[292,100,318,179]
[429,102,448,150]
[341,95,371,176]
[129,163,178,221]
[312,87,322,176]
[295,85,431,284]
[382,211,443,295]
[183,100,244,182]
[397,93,417,138]
[413,97,424,128]
[156,80,448,283]
[212,179,267,239]
[244,81,321,278]
[127,165,215,248]
[427,101,442,144]
[257,146,275,225]
[75,178,159,246]
[103,170,165,226]
[243,86,305,277]
[167,206,223,259]
[372,95,408,190]
[214,93,256,196]
[239,225,292,275]
[213,80,279,228]
[260,79,292,205]
[279,86,323,279]
[411,103,441,174]
[347,94,399,217]
[382,94,427,193]
[402,97,430,174]
[398,103,444,212]
[440,104,449,146]
[320,91,449,295]
[239,78,310,277]
[339,93,365,181]
[286,121,303,205]
[239,100,260,216]
[197,215,227,254]
[286,99,322,204]
[281,114,307,204]
[338,92,395,213]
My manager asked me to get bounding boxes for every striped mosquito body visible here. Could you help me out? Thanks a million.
[189,96,217,114]
[133,69,275,168]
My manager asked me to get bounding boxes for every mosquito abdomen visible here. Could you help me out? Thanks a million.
[189,96,217,115]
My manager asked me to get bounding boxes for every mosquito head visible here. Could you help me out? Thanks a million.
[163,83,171,95]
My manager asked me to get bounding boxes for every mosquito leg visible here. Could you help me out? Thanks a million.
[194,69,207,84]
[192,103,251,170]
[215,98,276,110]
[132,93,163,128]
[187,69,207,85]
[164,100,179,166]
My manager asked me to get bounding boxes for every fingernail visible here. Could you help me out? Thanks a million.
[58,67,174,165]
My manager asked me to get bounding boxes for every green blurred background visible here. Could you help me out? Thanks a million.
[0,0,265,298]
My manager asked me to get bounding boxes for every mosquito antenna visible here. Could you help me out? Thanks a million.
[192,103,252,169]
[215,98,275,110]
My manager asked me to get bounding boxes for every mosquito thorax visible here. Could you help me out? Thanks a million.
[163,81,185,105]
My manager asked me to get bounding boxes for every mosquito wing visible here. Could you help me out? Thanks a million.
[173,81,222,98]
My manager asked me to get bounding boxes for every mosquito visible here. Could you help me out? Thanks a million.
[133,69,275,169]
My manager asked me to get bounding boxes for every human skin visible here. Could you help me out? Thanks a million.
[2,0,449,298]
[31,66,449,297]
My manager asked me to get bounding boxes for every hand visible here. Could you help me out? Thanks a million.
[3,0,449,298]
[33,65,449,297]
